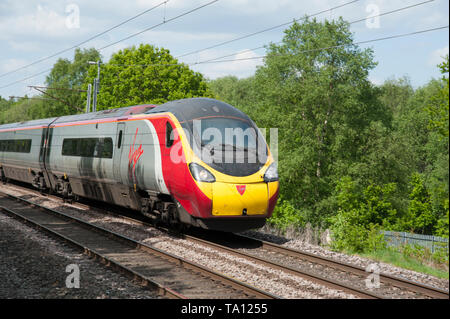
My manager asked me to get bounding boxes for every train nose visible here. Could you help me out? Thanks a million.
[211,182,269,216]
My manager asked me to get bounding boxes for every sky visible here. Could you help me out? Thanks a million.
[0,0,448,99]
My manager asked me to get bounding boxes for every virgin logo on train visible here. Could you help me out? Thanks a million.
[236,185,246,195]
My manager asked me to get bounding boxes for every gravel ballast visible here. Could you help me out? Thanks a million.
[0,211,161,299]
[1,183,448,298]
[242,229,449,292]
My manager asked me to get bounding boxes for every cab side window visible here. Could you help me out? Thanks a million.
[166,121,174,148]
[117,130,123,149]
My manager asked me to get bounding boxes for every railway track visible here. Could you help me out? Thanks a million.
[1,183,448,299]
[195,232,449,299]
[0,191,280,299]
[238,234,449,299]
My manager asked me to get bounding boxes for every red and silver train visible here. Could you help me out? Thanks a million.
[0,98,279,232]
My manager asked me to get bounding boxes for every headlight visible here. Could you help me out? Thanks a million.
[263,162,278,182]
[189,163,216,183]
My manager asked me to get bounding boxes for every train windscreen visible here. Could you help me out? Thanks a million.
[188,116,268,176]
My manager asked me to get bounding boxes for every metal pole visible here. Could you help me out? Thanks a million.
[97,61,101,88]
[96,62,101,110]
[92,79,98,113]
[86,84,92,113]
[88,61,101,113]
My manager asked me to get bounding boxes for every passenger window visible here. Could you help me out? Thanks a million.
[61,137,113,158]
[0,139,32,153]
[166,122,174,148]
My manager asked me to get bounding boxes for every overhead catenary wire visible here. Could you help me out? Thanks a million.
[107,0,439,69]
[175,0,362,59]
[191,25,450,65]
[195,0,438,65]
[2,0,347,86]
[198,0,440,63]
[0,0,170,80]
[95,24,449,90]
[0,0,220,91]
[0,0,434,89]
[98,0,220,51]
[1,0,353,91]
[0,68,53,90]
[28,85,87,92]
[9,96,54,101]
[1,1,443,91]
[175,0,435,63]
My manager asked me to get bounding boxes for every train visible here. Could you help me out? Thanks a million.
[0,97,279,232]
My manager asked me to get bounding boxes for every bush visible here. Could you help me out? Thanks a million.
[268,198,306,231]
[401,244,449,268]
[329,177,394,253]
[435,201,449,238]
[329,209,386,253]
[400,173,436,234]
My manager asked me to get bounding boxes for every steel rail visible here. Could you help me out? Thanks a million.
[3,183,448,299]
[180,233,384,299]
[235,234,449,299]
[0,191,280,299]
[52,193,382,298]
[0,195,184,299]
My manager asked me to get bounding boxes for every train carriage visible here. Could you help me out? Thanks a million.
[0,98,279,232]
[0,117,56,188]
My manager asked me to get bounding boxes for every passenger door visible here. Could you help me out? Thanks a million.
[113,122,125,183]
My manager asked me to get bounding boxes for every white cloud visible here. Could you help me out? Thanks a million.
[100,42,130,61]
[8,41,42,52]
[1,0,448,97]
[0,5,65,39]
[145,30,233,43]
[429,45,449,66]
[0,59,29,74]
[192,49,263,79]
[368,75,383,86]
[0,3,95,42]
[136,0,313,17]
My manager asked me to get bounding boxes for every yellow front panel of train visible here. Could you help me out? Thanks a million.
[212,182,268,216]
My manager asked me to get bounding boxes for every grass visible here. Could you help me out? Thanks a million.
[359,246,449,280]
[259,221,449,280]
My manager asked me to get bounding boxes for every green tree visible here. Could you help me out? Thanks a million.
[43,47,102,117]
[250,17,384,223]
[208,75,255,109]
[329,177,392,252]
[0,96,46,124]
[399,173,436,235]
[85,44,213,110]
[378,76,414,118]
[435,207,449,238]
[426,55,449,139]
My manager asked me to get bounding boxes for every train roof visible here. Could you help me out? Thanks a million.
[0,98,247,131]
[52,104,157,125]
[147,98,250,123]
[0,104,156,131]
[0,117,58,131]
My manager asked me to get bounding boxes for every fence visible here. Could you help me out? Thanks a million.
[381,230,449,253]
